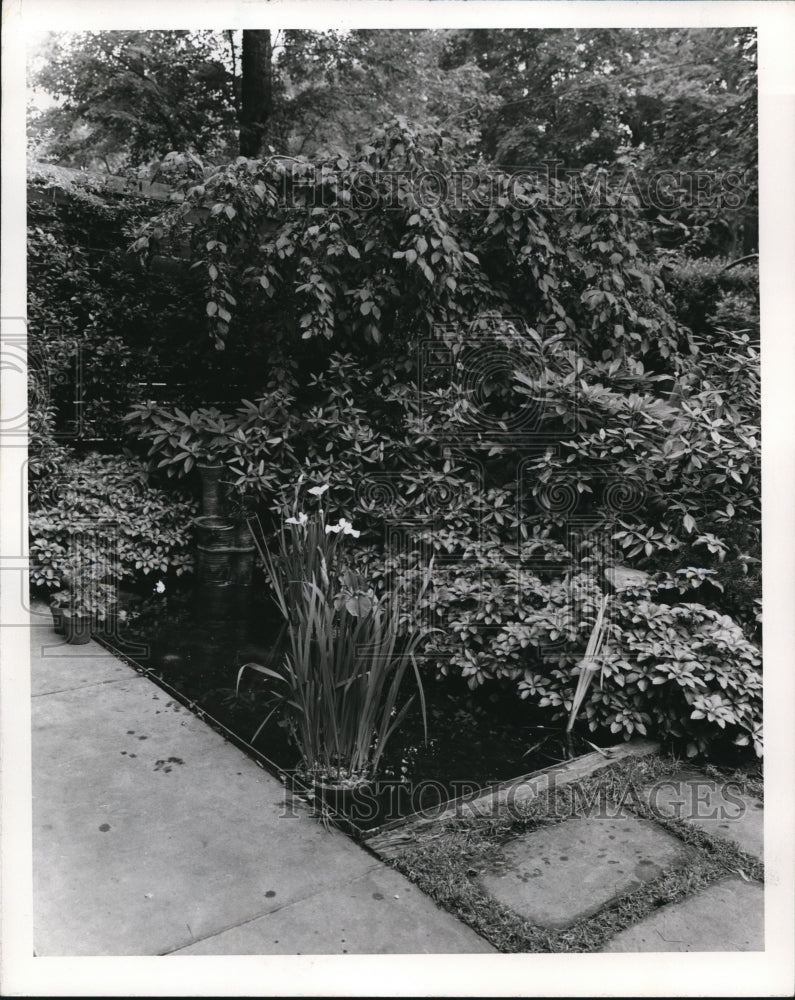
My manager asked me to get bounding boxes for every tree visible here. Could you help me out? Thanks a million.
[239,30,273,157]
[29,31,238,169]
[29,29,492,169]
[31,25,758,256]
[625,28,758,256]
[441,29,647,168]
[274,30,494,156]
[443,27,757,255]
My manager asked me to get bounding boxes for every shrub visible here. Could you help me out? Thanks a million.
[361,547,762,757]
[516,580,762,758]
[29,453,198,592]
[28,182,224,446]
[28,399,72,509]
[283,328,760,756]
[123,390,298,508]
[50,547,119,623]
[661,254,758,335]
[33,119,760,758]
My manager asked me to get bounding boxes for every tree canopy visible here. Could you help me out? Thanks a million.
[30,27,757,257]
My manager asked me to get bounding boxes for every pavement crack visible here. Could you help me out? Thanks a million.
[158,867,384,956]
[32,676,140,698]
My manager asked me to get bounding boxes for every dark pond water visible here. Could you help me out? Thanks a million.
[102,583,578,832]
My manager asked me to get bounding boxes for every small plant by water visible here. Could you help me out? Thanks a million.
[566,593,610,740]
[238,482,431,787]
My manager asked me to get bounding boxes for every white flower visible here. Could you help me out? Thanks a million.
[285,512,308,526]
[154,580,166,594]
[325,518,360,538]
[308,484,329,497]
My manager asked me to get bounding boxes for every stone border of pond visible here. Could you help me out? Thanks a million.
[363,739,660,859]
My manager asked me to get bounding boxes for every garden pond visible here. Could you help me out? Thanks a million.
[100,583,583,833]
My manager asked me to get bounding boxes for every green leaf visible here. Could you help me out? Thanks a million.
[345,594,373,617]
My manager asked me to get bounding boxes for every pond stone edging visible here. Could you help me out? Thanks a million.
[363,739,660,860]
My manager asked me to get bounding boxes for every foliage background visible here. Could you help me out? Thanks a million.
[28,27,761,759]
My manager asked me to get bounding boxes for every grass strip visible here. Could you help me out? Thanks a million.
[387,752,763,953]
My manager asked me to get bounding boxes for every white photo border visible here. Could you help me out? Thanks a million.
[2,2,793,995]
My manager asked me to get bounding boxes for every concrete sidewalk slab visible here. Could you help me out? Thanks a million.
[603,877,764,952]
[31,621,131,696]
[32,628,493,956]
[171,866,487,955]
[642,769,764,860]
[477,815,696,929]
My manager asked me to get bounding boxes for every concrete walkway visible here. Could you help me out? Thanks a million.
[30,604,766,957]
[30,613,493,956]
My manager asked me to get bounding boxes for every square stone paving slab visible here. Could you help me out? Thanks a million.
[641,770,763,860]
[603,877,764,952]
[477,815,696,929]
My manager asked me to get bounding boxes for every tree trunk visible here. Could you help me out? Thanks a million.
[240,30,272,157]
